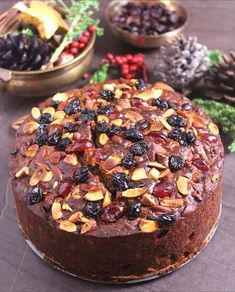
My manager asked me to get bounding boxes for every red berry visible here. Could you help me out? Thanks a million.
[88,25,96,32]
[78,42,85,49]
[192,158,210,171]
[58,182,72,198]
[107,53,114,60]
[153,181,174,198]
[71,140,93,151]
[80,36,88,44]
[83,72,90,79]
[71,40,79,48]
[83,31,90,37]
[122,68,129,75]
[101,202,126,223]
[199,133,218,144]
[129,64,137,72]
[93,149,109,161]
[70,47,78,55]
[126,54,133,61]
[125,73,133,79]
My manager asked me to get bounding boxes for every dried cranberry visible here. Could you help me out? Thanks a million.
[71,139,93,151]
[124,128,143,142]
[153,181,174,197]
[128,201,141,219]
[199,133,218,144]
[78,109,96,121]
[28,186,43,205]
[58,182,72,197]
[158,213,176,229]
[121,155,137,169]
[148,133,167,144]
[73,166,89,184]
[84,202,102,218]
[192,158,209,171]
[101,202,126,223]
[100,90,114,101]
[131,98,148,108]
[112,172,129,191]
[168,155,184,172]
[93,149,108,161]
[64,99,80,115]
[167,115,186,128]
[151,98,169,109]
[129,140,148,156]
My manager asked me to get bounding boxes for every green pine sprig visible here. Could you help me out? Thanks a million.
[208,49,222,66]
[193,98,235,152]
[50,0,103,63]
[89,62,109,84]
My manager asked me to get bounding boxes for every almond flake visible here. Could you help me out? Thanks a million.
[107,155,121,164]
[52,92,68,102]
[54,111,66,119]
[114,88,122,99]
[52,202,62,220]
[63,154,78,165]
[152,89,163,99]
[62,132,73,140]
[117,99,131,108]
[53,181,58,189]
[103,83,116,91]
[158,116,172,130]
[160,198,184,207]
[103,191,112,208]
[25,144,39,158]
[29,168,45,186]
[153,82,174,91]
[209,123,219,135]
[136,89,153,101]
[22,121,39,135]
[162,109,175,118]
[81,222,92,234]
[15,166,29,178]
[112,119,123,126]
[149,161,166,169]
[84,189,104,201]
[97,115,109,123]
[139,219,158,233]
[141,194,156,206]
[121,187,147,198]
[176,176,190,195]
[211,173,219,183]
[42,107,55,117]
[41,170,53,183]
[148,168,160,180]
[62,203,73,212]
[68,211,90,223]
[51,118,63,125]
[59,220,77,233]
[131,167,147,181]
[71,186,81,199]
[159,169,170,178]
[31,107,41,119]
[124,111,143,123]
[99,133,109,145]
[150,118,163,132]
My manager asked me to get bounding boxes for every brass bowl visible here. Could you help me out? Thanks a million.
[105,0,188,48]
[0,33,96,98]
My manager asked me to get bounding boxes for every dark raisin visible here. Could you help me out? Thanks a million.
[56,137,70,151]
[168,155,184,172]
[108,125,121,137]
[98,105,114,115]
[101,202,126,223]
[178,133,188,146]
[10,149,18,156]
[28,186,43,205]
[50,100,60,109]
[168,128,183,141]
[136,79,147,90]
[151,98,169,109]
[167,101,178,110]
[124,128,143,142]
[100,90,114,101]
[84,202,102,218]
[78,109,96,121]
[64,122,78,133]
[186,131,196,145]
[182,103,192,111]
[38,113,52,124]
[158,213,176,229]
[35,124,48,146]
[167,115,186,128]
[128,201,141,219]
[129,140,148,156]
[121,155,137,169]
[136,119,149,130]
[64,99,80,115]
[48,131,61,146]
[96,120,109,133]
[73,166,89,184]
[112,172,129,191]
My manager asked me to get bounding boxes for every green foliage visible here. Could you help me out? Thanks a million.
[89,63,109,84]
[193,98,235,152]
[21,28,34,36]
[208,50,222,66]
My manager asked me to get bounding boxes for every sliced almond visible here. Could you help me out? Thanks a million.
[84,189,104,201]
[68,211,90,223]
[150,118,163,132]
[148,168,160,180]
[176,176,190,195]
[103,83,116,91]
[103,191,112,207]
[31,107,41,119]
[160,198,184,207]
[159,169,170,178]
[29,168,45,186]
[102,159,119,171]
[121,187,147,198]
[99,133,109,145]
[136,89,153,101]
[117,99,131,109]
[63,154,78,166]
[149,161,166,170]
[108,155,121,164]
[124,111,143,123]
[112,118,123,126]
[11,114,29,130]
[153,82,174,91]
[22,121,39,135]
[54,110,66,119]
[25,144,39,158]
[152,89,163,99]
[59,220,76,233]
[162,109,175,118]
[52,92,68,102]
[42,107,55,117]
[97,115,109,123]
[80,222,92,234]
[140,193,156,206]
[53,181,58,189]
[41,170,53,183]
[15,166,29,178]
[139,219,158,233]
[62,132,73,140]
[71,186,81,199]
[62,203,73,212]
[209,123,219,135]
[51,202,62,220]
[114,88,123,99]
[158,116,172,130]
[131,167,147,181]
[211,173,219,183]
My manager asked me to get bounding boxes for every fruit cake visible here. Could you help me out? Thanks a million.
[9,79,224,283]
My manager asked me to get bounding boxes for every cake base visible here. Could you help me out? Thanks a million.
[23,206,221,284]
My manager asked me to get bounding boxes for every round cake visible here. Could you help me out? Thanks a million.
[9,79,224,283]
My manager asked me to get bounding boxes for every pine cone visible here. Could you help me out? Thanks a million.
[0,33,51,71]
[204,52,235,104]
[155,35,210,95]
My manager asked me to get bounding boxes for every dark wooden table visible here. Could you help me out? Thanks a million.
[0,1,235,291]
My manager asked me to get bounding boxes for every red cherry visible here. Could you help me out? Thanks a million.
[88,25,96,32]
[122,68,129,75]
[129,64,137,72]
[106,53,114,60]
[70,47,78,55]
[71,139,93,151]
[126,54,133,61]
[101,202,126,223]
[93,149,109,161]
[199,133,218,144]
[153,181,174,198]
[78,42,85,49]
[125,73,133,79]
[83,72,90,79]
[58,182,72,198]
[192,158,209,171]
[71,40,79,48]
[80,36,88,44]
[83,31,90,37]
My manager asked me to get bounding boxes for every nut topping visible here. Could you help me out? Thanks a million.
[121,187,147,198]
[131,167,147,181]
[22,121,39,135]
[41,170,53,183]
[31,107,41,119]
[52,92,68,102]
[63,154,78,166]
[59,220,77,233]
[25,144,39,158]
[148,168,160,180]
[29,168,45,186]
[140,194,156,206]
[52,202,62,220]
[99,133,109,145]
[160,198,184,207]
[176,176,190,195]
[124,111,143,122]
[139,219,158,233]
[209,123,219,135]
[15,166,29,178]
[84,189,104,201]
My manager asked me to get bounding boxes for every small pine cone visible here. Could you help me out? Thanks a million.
[0,33,51,71]
[155,35,210,95]
[204,52,235,104]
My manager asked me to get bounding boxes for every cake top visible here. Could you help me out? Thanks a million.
[9,79,224,236]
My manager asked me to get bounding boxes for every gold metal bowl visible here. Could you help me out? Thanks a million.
[0,33,96,98]
[105,0,188,48]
